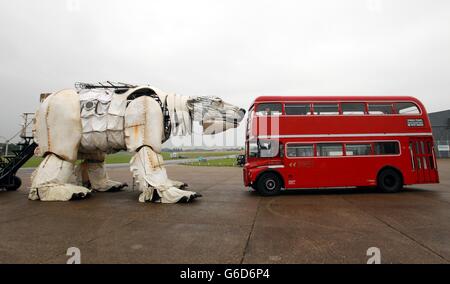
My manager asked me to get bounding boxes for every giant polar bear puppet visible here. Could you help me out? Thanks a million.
[30,83,246,203]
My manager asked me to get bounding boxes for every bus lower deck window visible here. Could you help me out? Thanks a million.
[249,142,259,158]
[317,143,344,157]
[287,144,314,157]
[374,142,400,155]
[345,144,372,156]
[259,140,280,158]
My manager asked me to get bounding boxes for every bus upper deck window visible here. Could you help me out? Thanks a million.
[285,104,311,115]
[313,104,339,115]
[368,103,394,115]
[256,103,282,116]
[395,102,420,115]
[342,103,366,115]
[246,106,254,138]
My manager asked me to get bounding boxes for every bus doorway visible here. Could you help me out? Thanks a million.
[409,137,439,183]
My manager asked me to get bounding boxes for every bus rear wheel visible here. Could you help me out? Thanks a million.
[256,172,282,196]
[377,168,403,193]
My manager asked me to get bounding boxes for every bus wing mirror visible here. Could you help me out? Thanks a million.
[260,142,271,150]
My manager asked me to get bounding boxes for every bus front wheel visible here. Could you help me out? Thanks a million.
[377,168,403,193]
[256,172,282,196]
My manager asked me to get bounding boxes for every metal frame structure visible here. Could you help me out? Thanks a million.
[0,113,37,191]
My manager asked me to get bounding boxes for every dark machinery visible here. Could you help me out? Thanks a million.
[0,113,37,191]
[236,154,246,167]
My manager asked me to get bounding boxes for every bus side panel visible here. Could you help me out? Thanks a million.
[285,156,412,189]
[282,138,418,189]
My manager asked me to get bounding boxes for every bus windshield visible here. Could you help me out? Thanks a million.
[248,139,279,158]
[246,106,254,139]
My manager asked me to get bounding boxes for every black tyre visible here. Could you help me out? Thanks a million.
[377,168,403,193]
[6,176,22,191]
[256,172,282,196]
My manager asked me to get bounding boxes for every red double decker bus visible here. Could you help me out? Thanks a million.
[243,96,439,196]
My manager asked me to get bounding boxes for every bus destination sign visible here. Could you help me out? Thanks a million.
[407,119,424,127]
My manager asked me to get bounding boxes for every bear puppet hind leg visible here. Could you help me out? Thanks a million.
[29,154,91,201]
[130,146,201,203]
[167,178,189,190]
[80,160,128,192]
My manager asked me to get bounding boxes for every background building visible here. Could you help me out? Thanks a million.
[429,110,450,158]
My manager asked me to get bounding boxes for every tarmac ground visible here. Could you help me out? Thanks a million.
[1,160,450,264]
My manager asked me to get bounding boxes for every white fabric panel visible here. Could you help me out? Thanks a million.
[33,94,51,155]
[28,154,90,201]
[91,116,108,132]
[81,132,108,152]
[80,134,94,152]
[33,89,82,162]
[84,162,124,191]
[79,90,127,154]
[80,117,91,133]
[130,146,197,203]
[107,131,125,150]
[79,89,112,103]
[109,94,128,116]
[166,93,192,136]
[125,96,164,153]
[29,184,90,202]
[124,98,146,128]
[80,115,108,133]
[98,102,110,115]
[107,116,124,131]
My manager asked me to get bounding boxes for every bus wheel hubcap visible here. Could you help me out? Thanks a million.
[385,176,395,187]
[266,180,276,190]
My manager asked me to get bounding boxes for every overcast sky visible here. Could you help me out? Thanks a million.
[1,0,449,146]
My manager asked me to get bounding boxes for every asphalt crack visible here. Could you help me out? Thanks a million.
[239,197,261,264]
